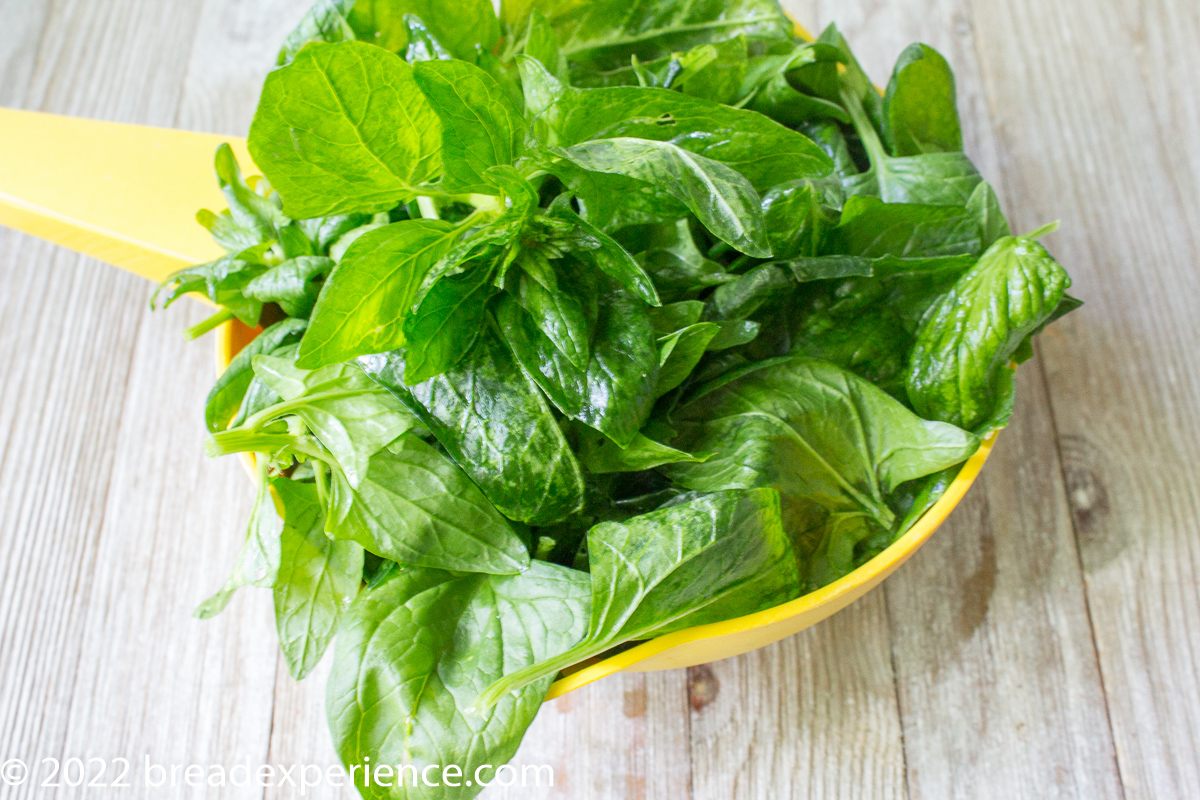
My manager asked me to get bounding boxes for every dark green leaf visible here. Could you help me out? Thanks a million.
[553,138,771,256]
[665,357,980,530]
[475,488,799,706]
[358,331,587,525]
[824,195,982,258]
[403,260,498,383]
[244,256,334,318]
[502,0,791,71]
[966,181,1012,249]
[906,234,1071,431]
[656,322,720,396]
[495,273,660,447]
[325,433,532,574]
[576,425,709,473]
[546,200,660,305]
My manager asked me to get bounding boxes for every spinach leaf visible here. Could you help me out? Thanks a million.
[402,14,452,62]
[325,434,532,575]
[576,426,709,474]
[906,233,1072,431]
[649,299,705,332]
[249,356,417,487]
[474,488,799,707]
[280,0,499,64]
[273,478,363,680]
[495,272,660,448]
[882,44,963,156]
[358,331,587,525]
[656,322,721,396]
[966,180,1013,249]
[298,220,460,370]
[824,195,982,258]
[503,0,791,71]
[205,318,307,433]
[250,41,442,218]
[523,9,569,83]
[552,138,771,256]
[546,200,661,305]
[741,43,849,126]
[195,458,283,619]
[243,256,334,318]
[762,178,841,261]
[664,357,980,531]
[413,59,526,195]
[327,561,590,799]
[842,91,981,205]
[621,219,736,301]
[535,85,835,192]
[402,257,499,384]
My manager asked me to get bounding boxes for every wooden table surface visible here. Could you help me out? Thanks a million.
[2,1,1198,798]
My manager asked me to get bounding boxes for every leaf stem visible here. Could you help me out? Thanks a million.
[182,307,234,341]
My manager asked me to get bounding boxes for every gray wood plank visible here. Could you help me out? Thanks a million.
[796,3,1125,799]
[687,594,907,800]
[0,1,284,798]
[964,0,1200,797]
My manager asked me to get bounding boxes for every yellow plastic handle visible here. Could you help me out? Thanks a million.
[0,107,252,283]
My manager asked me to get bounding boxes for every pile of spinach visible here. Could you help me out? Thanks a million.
[156,1,1078,796]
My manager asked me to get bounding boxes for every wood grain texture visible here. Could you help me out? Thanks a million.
[1,1,1198,799]
[963,0,1200,797]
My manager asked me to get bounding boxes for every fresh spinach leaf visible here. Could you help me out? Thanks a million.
[244,256,334,318]
[474,488,799,707]
[551,138,771,256]
[250,41,442,218]
[906,233,1072,431]
[664,357,980,531]
[273,478,363,680]
[882,44,963,156]
[327,561,590,799]
[413,59,527,194]
[358,331,587,525]
[325,433,532,574]
[495,272,660,448]
[298,220,460,370]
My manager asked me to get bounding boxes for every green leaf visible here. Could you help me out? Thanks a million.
[621,219,736,301]
[249,41,442,218]
[762,178,841,261]
[244,256,334,318]
[325,434,532,575]
[576,426,709,473]
[883,43,963,156]
[298,220,459,370]
[327,561,590,799]
[205,318,307,433]
[502,0,791,71]
[709,264,794,321]
[524,9,569,82]
[213,143,287,238]
[273,478,363,680]
[649,300,705,333]
[195,459,283,619]
[741,44,849,126]
[665,357,981,531]
[824,195,982,258]
[475,488,799,707]
[553,138,771,256]
[413,59,527,194]
[966,181,1012,249]
[403,260,498,384]
[401,13,452,61]
[536,85,835,193]
[656,322,720,396]
[358,331,587,525]
[494,274,660,448]
[546,199,660,305]
[906,234,1072,431]
[280,0,499,64]
[249,356,418,488]
[512,265,594,370]
[842,83,981,205]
